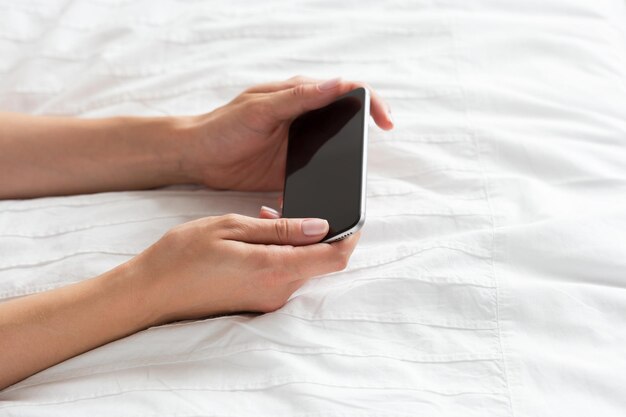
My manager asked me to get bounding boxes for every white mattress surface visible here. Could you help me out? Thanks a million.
[0,0,625,416]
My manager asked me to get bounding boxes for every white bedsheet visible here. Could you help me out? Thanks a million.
[1,0,625,416]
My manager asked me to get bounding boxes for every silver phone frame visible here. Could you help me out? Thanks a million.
[322,87,370,243]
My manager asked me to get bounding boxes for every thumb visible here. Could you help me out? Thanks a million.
[222,215,329,246]
[266,78,343,120]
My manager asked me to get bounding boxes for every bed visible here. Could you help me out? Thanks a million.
[1,0,625,415]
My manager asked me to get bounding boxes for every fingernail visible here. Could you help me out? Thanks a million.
[302,219,329,236]
[387,105,394,125]
[318,77,341,91]
[261,205,279,216]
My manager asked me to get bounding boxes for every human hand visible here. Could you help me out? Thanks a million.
[0,213,359,389]
[129,214,360,324]
[181,76,393,191]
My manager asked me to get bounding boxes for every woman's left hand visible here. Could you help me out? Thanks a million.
[181,76,394,191]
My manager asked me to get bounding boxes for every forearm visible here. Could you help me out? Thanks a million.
[0,112,196,199]
[0,262,158,391]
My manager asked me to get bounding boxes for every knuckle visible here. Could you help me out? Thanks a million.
[334,251,350,271]
[273,218,292,243]
[219,213,241,228]
[216,214,248,236]
[291,84,307,98]
[288,75,309,85]
[162,225,185,246]
[160,224,200,258]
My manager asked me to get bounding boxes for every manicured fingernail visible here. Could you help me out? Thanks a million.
[261,205,279,216]
[318,77,341,91]
[302,219,329,236]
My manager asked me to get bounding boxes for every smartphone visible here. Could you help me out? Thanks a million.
[282,87,369,242]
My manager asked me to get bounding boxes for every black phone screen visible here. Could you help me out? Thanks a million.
[282,87,368,241]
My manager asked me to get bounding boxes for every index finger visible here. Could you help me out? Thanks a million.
[263,233,361,282]
[334,81,393,131]
[267,78,393,131]
[244,75,320,94]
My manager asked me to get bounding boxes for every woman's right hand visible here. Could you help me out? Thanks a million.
[128,214,359,325]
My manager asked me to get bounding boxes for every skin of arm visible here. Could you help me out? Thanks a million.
[0,76,393,199]
[0,113,195,199]
[0,214,360,390]
[0,76,393,391]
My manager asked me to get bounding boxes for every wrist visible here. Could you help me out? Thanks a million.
[143,115,200,186]
[176,112,222,187]
[172,114,207,185]
[75,115,201,191]
[95,259,163,331]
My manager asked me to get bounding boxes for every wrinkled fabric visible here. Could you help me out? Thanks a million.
[0,0,625,416]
